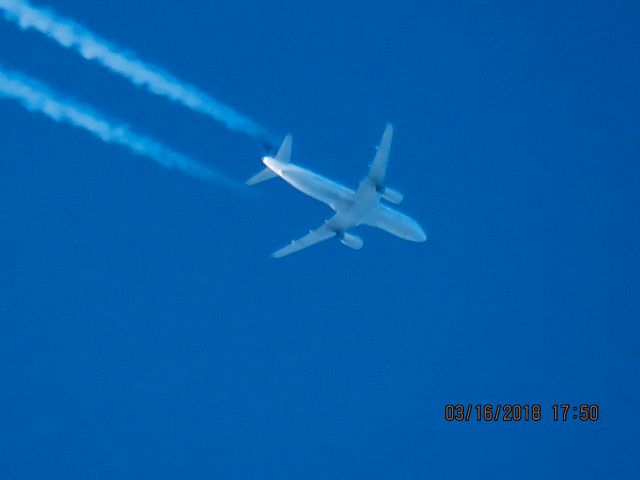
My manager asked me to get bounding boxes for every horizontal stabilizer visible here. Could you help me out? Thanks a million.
[260,139,275,153]
[246,167,277,185]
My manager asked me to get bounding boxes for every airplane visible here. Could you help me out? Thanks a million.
[247,123,427,258]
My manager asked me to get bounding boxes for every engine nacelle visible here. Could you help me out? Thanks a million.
[382,187,404,204]
[339,232,364,250]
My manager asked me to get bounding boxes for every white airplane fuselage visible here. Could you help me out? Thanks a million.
[263,156,427,242]
[247,124,426,257]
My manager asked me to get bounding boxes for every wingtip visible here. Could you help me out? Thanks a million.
[271,246,288,258]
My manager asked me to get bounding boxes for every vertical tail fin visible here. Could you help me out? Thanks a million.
[274,134,292,163]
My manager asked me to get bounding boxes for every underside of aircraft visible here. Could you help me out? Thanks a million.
[247,124,426,257]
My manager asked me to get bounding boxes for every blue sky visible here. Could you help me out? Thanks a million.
[1,1,638,478]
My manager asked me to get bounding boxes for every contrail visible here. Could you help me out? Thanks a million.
[0,64,238,188]
[0,0,274,141]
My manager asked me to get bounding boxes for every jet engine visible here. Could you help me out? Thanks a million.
[375,184,404,204]
[338,232,364,250]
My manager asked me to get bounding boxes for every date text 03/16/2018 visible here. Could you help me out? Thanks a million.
[444,404,600,422]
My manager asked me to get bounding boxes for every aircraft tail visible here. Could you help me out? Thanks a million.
[246,135,292,185]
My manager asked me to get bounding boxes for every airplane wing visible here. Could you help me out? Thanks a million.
[355,123,395,201]
[367,123,393,186]
[272,223,336,258]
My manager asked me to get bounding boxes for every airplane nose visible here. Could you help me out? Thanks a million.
[412,224,427,242]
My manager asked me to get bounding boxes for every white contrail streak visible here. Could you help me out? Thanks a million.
[0,64,238,188]
[0,0,273,141]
